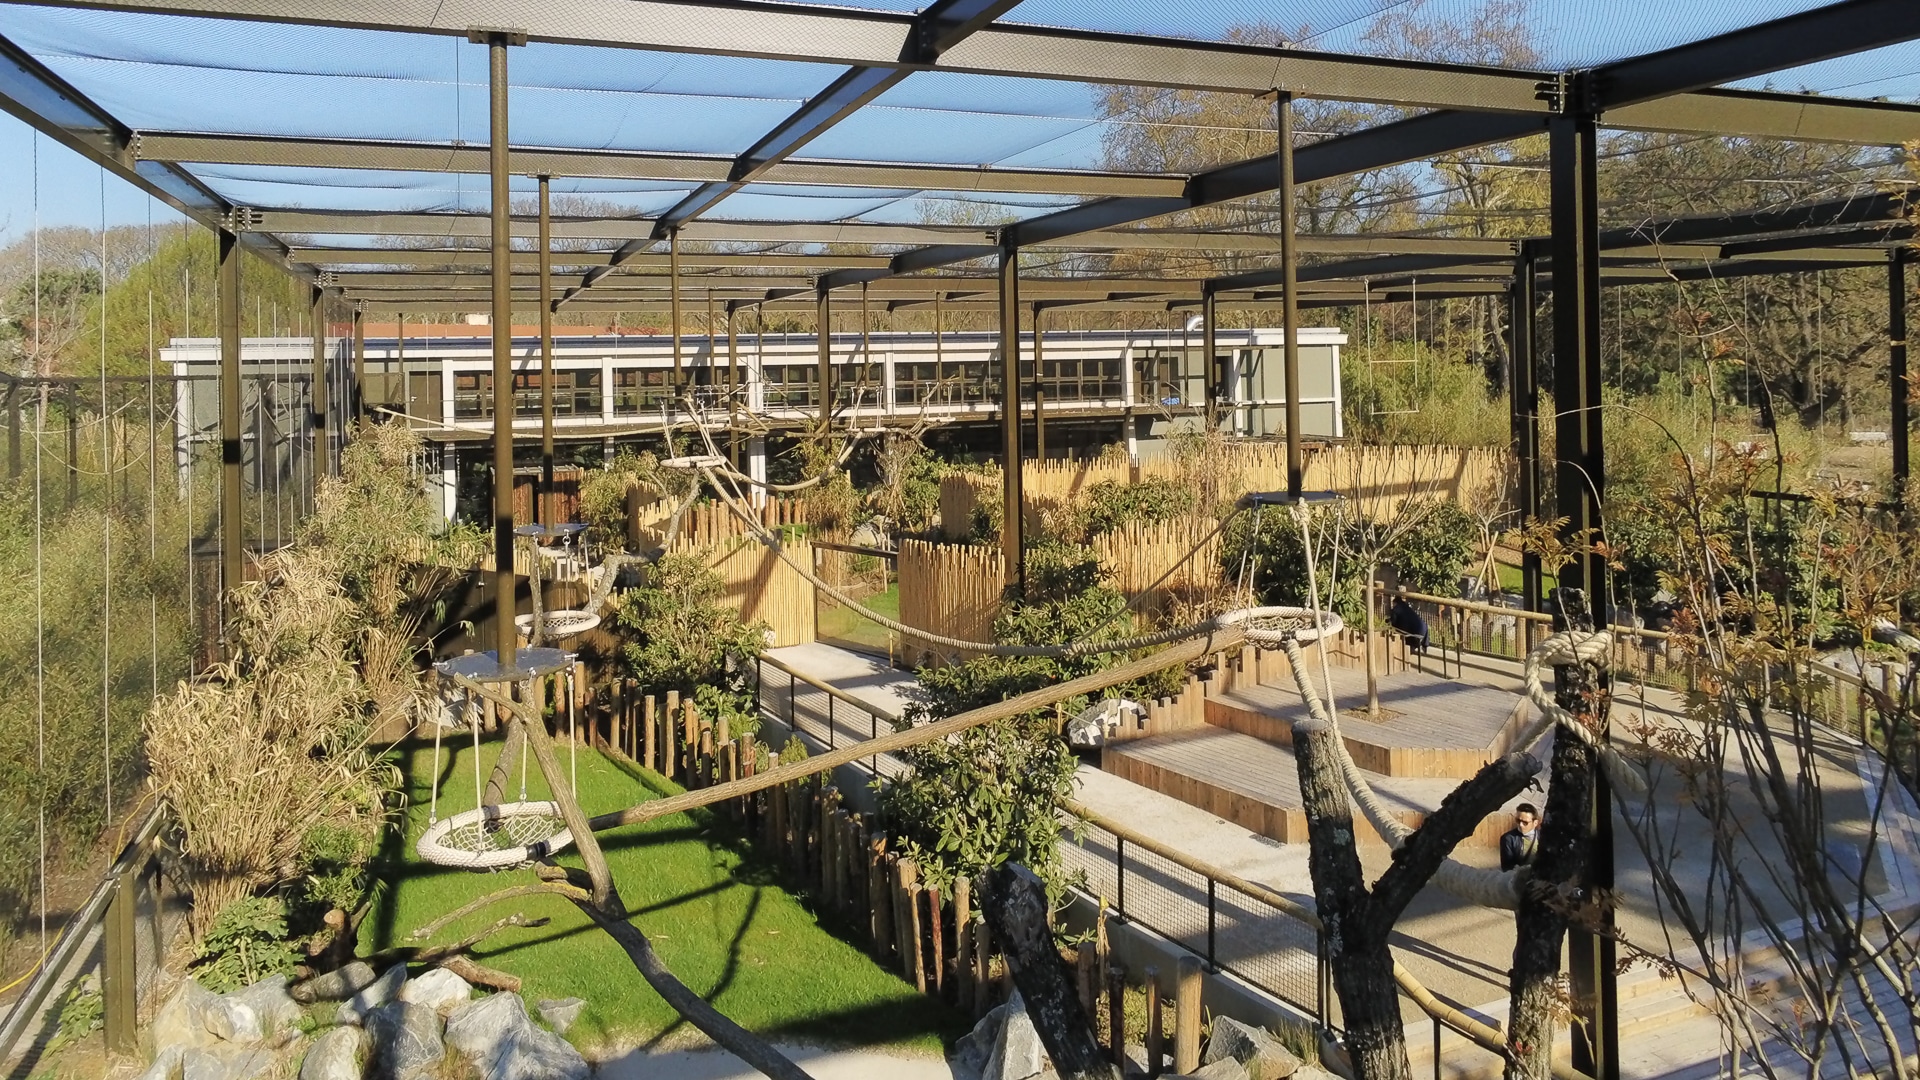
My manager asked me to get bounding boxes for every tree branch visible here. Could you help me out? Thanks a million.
[1369,748,1540,933]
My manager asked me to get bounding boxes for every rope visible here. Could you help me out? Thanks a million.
[1516,628,1649,796]
[429,697,444,825]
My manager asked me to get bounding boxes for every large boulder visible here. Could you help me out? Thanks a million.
[202,997,260,1044]
[1204,1017,1301,1080]
[229,975,303,1038]
[366,1000,446,1080]
[180,1045,273,1080]
[298,1026,368,1080]
[446,992,589,1080]
[982,990,1047,1080]
[153,979,221,1050]
[294,961,377,1004]
[134,1045,185,1080]
[399,967,472,1015]
[336,964,407,1026]
[1193,1059,1250,1080]
[536,997,584,1036]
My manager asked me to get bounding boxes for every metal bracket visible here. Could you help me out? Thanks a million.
[222,206,262,232]
[465,27,529,45]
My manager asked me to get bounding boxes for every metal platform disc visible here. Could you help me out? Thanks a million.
[1240,490,1344,507]
[437,647,574,683]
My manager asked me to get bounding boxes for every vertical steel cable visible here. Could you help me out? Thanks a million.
[147,196,158,698]
[99,168,112,824]
[33,130,47,951]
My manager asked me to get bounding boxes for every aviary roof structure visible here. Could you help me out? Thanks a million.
[0,0,1916,312]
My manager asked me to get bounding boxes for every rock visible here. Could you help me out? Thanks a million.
[1194,1059,1250,1080]
[335,963,406,1026]
[135,1045,185,1080]
[1204,1016,1301,1080]
[446,992,589,1080]
[295,961,377,1004]
[154,979,222,1050]
[535,997,584,1035]
[400,967,472,1014]
[367,1000,446,1080]
[181,1046,273,1080]
[951,999,1011,1078]
[230,975,303,1036]
[1291,1068,1338,1080]
[203,996,261,1044]
[298,1026,368,1080]
[982,990,1047,1080]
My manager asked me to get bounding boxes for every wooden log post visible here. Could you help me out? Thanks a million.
[602,665,618,754]
[1075,942,1098,1016]
[895,858,924,990]
[1144,967,1163,1078]
[869,834,894,963]
[1106,964,1126,1067]
[973,889,993,1017]
[830,807,851,920]
[954,875,974,1007]
[787,784,807,873]
[926,884,946,998]
[1174,955,1202,1075]
[643,694,656,773]
[740,736,757,826]
[699,722,715,789]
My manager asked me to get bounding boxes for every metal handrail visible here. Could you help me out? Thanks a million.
[756,652,902,725]
[0,809,163,1063]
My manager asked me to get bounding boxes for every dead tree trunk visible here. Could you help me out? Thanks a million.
[1507,590,1608,1080]
[1294,718,1539,1080]
[982,863,1115,1080]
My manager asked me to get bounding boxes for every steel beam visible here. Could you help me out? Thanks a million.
[539,174,554,526]
[998,245,1022,589]
[288,247,890,268]
[1549,101,1618,1080]
[487,31,518,668]
[1609,88,1920,147]
[218,227,242,605]
[815,284,831,427]
[1896,253,1910,497]
[1593,0,1920,110]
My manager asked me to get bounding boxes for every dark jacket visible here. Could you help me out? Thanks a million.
[1500,827,1539,872]
[1388,599,1429,653]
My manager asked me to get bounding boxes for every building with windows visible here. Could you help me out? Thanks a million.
[166,324,1343,523]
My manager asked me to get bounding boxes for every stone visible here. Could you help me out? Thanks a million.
[366,1000,446,1080]
[335,963,406,1026]
[1290,1068,1338,1080]
[230,975,303,1036]
[446,992,589,1080]
[181,1046,273,1080]
[951,999,1011,1078]
[294,961,377,1004]
[982,990,1047,1080]
[202,996,261,1044]
[399,967,472,1014]
[535,997,585,1035]
[1204,1016,1301,1080]
[298,1026,368,1080]
[1193,1058,1250,1080]
[154,979,222,1050]
[135,1045,185,1080]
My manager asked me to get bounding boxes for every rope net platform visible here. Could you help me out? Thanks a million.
[515,611,603,640]
[1219,606,1345,646]
[415,801,575,871]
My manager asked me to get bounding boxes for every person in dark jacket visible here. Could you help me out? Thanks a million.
[1387,596,1429,654]
[1500,803,1541,872]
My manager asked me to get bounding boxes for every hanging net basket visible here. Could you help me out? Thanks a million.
[1219,606,1345,645]
[415,802,574,871]
[514,611,602,640]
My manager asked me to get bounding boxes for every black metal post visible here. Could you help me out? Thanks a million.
[999,243,1024,589]
[308,286,326,490]
[1550,92,1619,1080]
[1032,303,1046,462]
[218,226,242,601]
[1510,245,1543,617]
[485,30,520,668]
[539,174,554,527]
[816,284,832,428]
[1201,287,1219,431]
[1275,90,1303,499]
[351,306,365,428]
[1205,877,1217,969]
[1115,837,1125,915]
[1893,252,1909,499]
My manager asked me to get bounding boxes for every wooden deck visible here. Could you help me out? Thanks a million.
[1103,727,1524,849]
[1207,663,1530,779]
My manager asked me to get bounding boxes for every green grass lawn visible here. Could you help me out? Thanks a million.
[1492,561,1555,596]
[364,737,963,1055]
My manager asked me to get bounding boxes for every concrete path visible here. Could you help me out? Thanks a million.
[596,1042,958,1080]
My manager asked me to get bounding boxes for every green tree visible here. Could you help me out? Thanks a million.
[616,551,767,695]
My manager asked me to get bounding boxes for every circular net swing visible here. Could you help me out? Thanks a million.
[1218,605,1345,645]
[514,610,603,640]
[413,657,580,872]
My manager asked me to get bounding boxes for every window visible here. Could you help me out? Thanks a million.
[763,365,818,409]
[451,370,602,419]
[613,368,673,414]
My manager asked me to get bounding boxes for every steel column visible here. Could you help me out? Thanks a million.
[309,286,327,487]
[1510,245,1542,613]
[816,285,832,427]
[539,174,554,527]
[1201,287,1219,429]
[487,31,519,668]
[1549,101,1619,1080]
[1275,91,1303,498]
[998,244,1023,588]
[351,307,365,427]
[1032,303,1046,461]
[218,226,242,602]
[670,229,683,388]
[727,305,740,465]
[1894,253,1909,497]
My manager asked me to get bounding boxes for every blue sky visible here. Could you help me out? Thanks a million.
[0,110,184,247]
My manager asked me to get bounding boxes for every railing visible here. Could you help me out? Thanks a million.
[0,810,175,1067]
[754,652,903,778]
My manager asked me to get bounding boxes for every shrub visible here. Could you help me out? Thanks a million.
[191,896,300,993]
[1072,478,1194,539]
[1390,501,1480,596]
[615,551,768,695]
